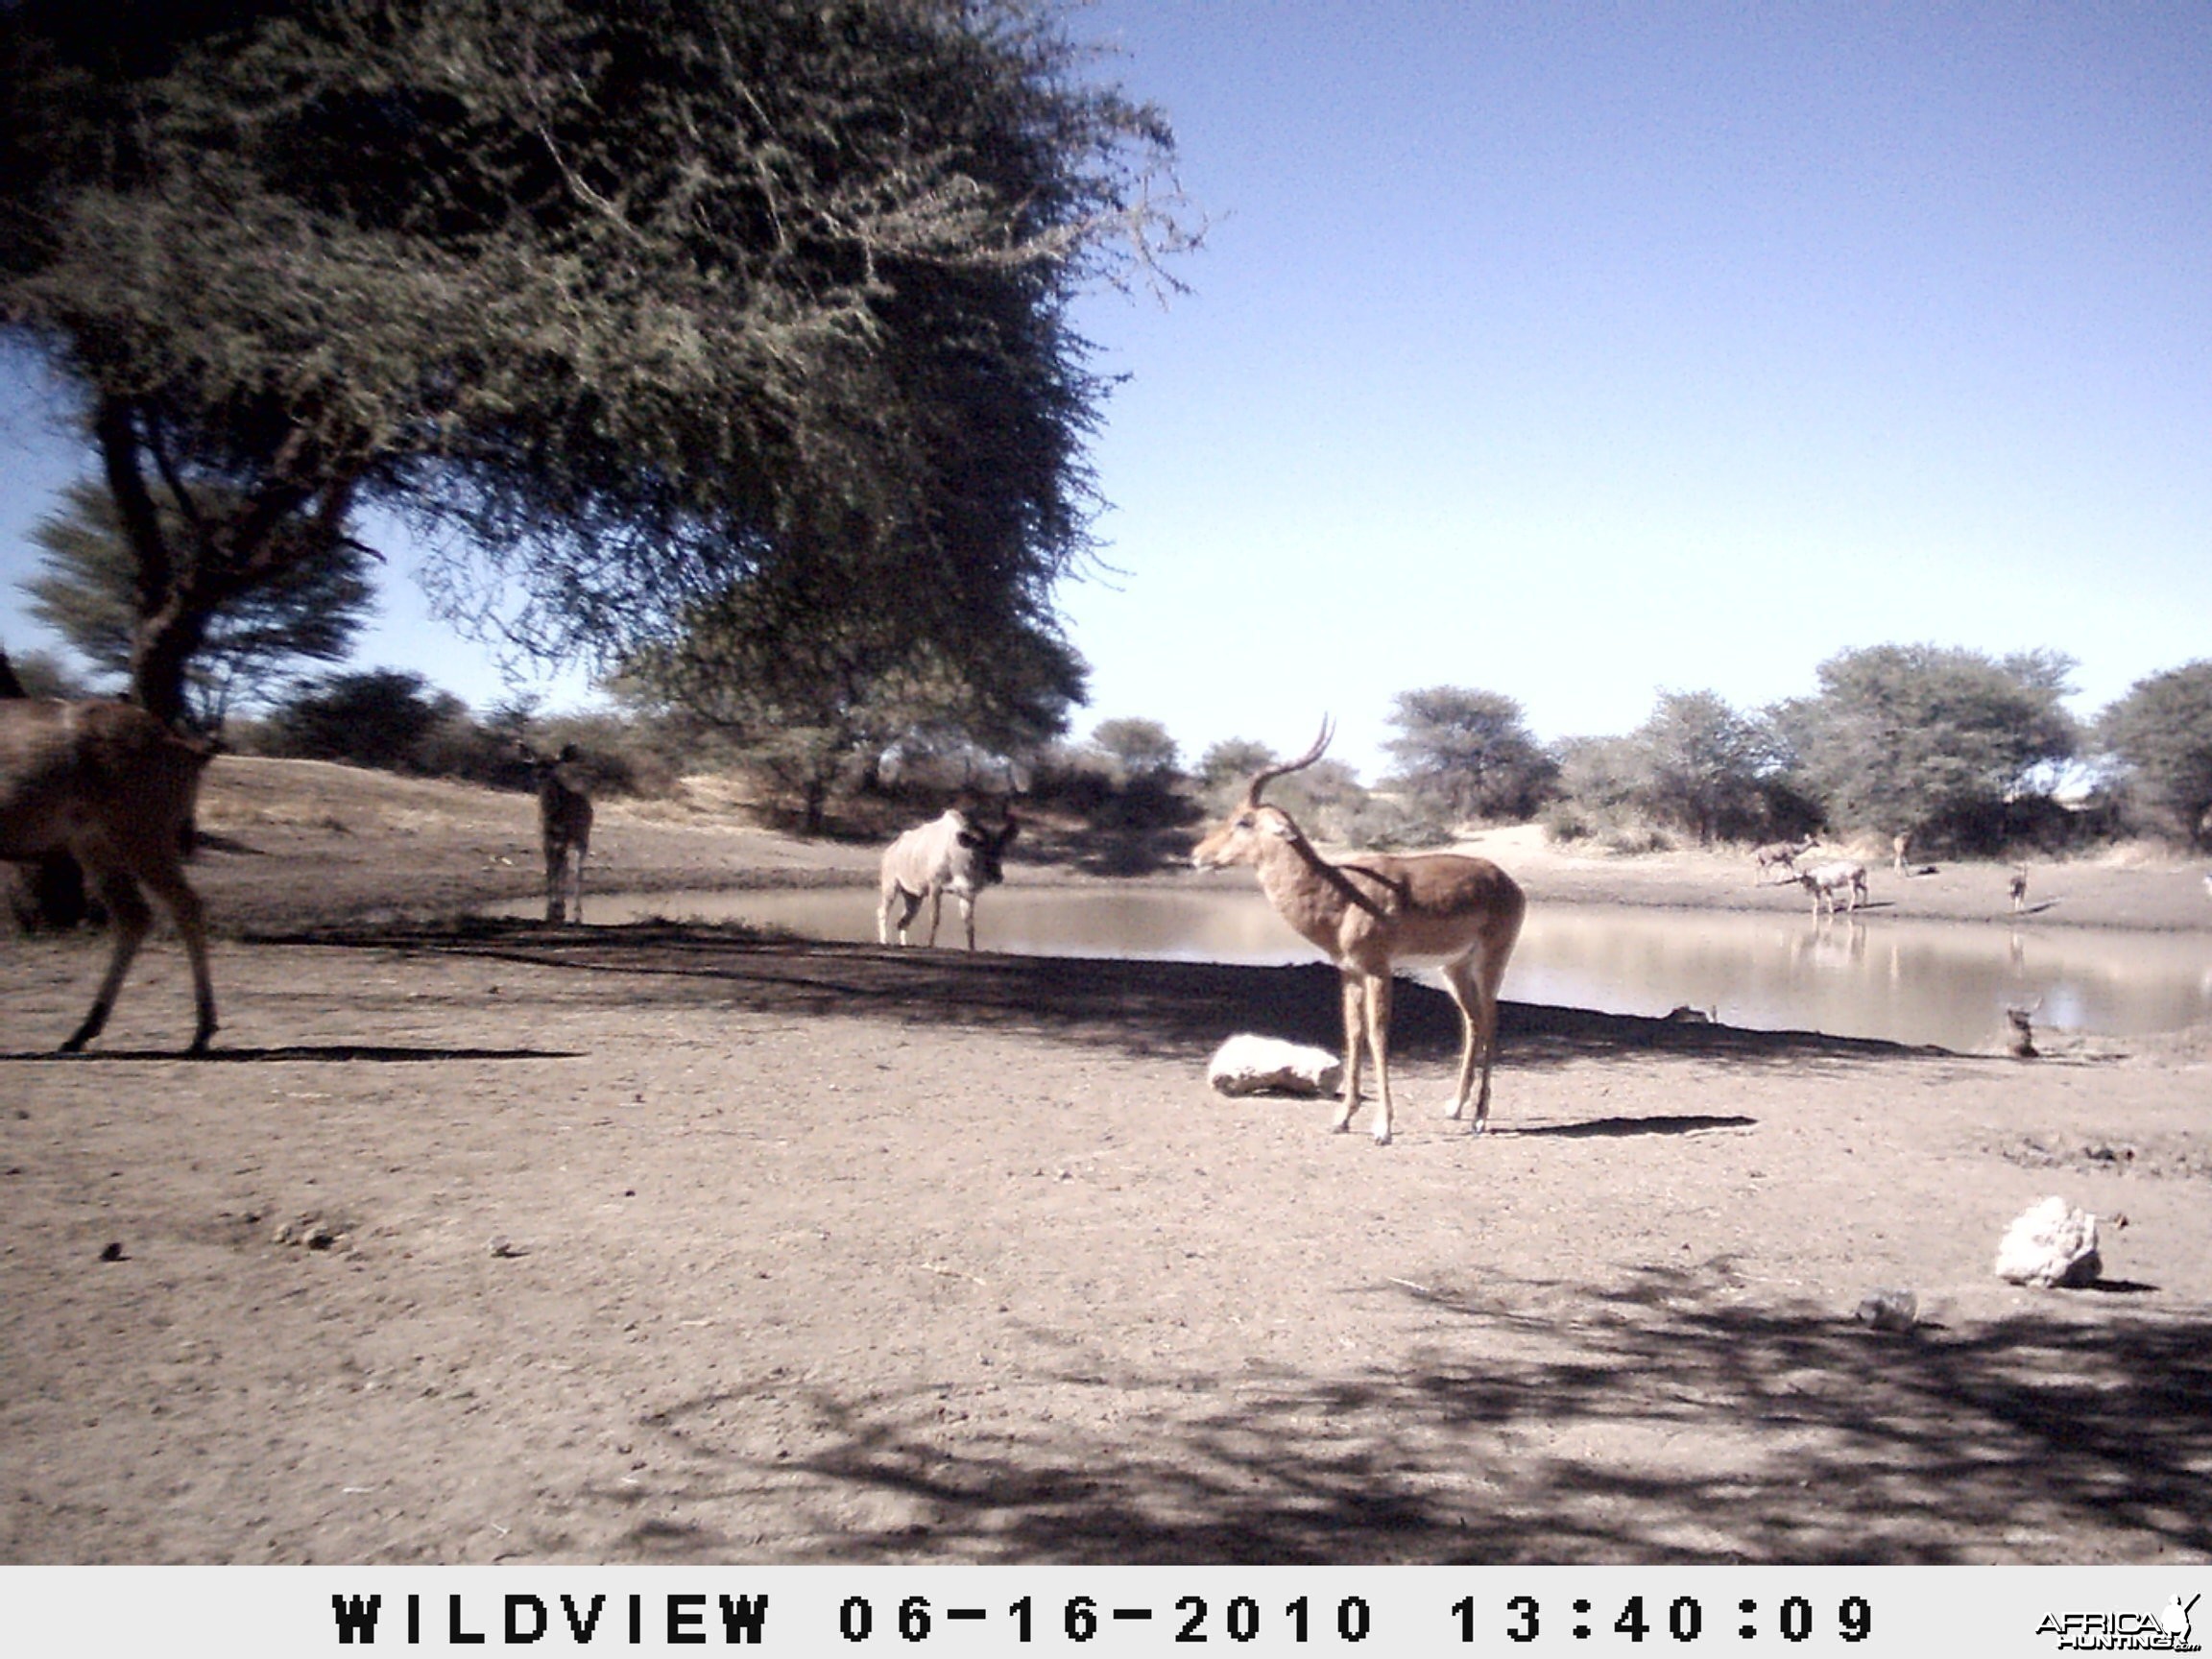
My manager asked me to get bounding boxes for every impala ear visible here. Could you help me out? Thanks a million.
[1262,811,1297,840]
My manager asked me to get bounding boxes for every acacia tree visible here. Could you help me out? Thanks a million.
[0,0,1192,726]
[23,479,374,728]
[1382,685,1555,823]
[1087,716,1181,781]
[1773,645,2078,851]
[2100,661,2212,849]
[1632,689,1774,845]
[622,552,1088,832]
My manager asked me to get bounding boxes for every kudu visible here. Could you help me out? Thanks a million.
[0,700,218,1053]
[1751,835,1815,884]
[518,742,592,924]
[878,805,1020,950]
[1191,719,1527,1144]
[1798,859,1868,920]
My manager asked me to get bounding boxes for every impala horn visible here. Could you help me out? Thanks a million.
[1244,716,1334,809]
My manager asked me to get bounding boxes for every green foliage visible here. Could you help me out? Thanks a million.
[1086,717,1181,781]
[1630,689,1775,846]
[1540,735,1647,845]
[0,0,1192,723]
[262,669,470,774]
[1772,645,2078,852]
[21,479,373,728]
[2100,661,2212,849]
[618,558,1087,831]
[1382,685,1556,823]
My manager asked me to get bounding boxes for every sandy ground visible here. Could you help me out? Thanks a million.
[2,757,2209,1564]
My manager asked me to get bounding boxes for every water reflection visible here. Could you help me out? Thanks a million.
[492,885,2212,1050]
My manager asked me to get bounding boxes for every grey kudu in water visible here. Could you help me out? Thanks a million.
[1191,718,1526,1144]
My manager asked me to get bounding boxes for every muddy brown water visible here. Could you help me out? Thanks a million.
[485,884,2212,1051]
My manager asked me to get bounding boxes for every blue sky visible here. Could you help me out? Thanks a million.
[4,2,2208,780]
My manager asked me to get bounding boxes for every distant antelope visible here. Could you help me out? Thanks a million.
[878,805,1019,950]
[1192,718,1526,1145]
[1751,835,1815,884]
[1891,831,1911,873]
[518,742,592,924]
[0,700,218,1053]
[2008,865,2029,915]
[1799,860,1868,920]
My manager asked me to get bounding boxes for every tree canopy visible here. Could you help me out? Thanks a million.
[23,479,374,727]
[2100,661,2212,849]
[0,0,1191,724]
[1631,689,1774,845]
[1382,685,1554,823]
[1772,644,2078,851]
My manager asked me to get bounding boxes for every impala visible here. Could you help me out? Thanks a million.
[1191,720,1526,1144]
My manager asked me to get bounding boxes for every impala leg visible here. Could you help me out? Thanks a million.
[569,844,587,926]
[61,872,152,1054]
[1441,958,1480,1120]
[957,893,977,950]
[1332,971,1365,1133]
[924,886,944,948]
[1363,970,1395,1144]
[1444,953,1507,1131]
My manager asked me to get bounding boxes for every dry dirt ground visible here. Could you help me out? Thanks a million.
[2,757,2209,1564]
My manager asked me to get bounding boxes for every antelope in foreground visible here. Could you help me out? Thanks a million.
[878,805,1020,950]
[518,742,592,924]
[0,700,218,1053]
[1191,719,1527,1145]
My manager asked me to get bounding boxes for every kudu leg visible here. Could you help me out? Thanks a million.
[543,843,565,923]
[144,866,218,1054]
[60,871,158,1053]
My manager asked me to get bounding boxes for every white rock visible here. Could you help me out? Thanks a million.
[1993,1195,2103,1287]
[1207,1034,1343,1098]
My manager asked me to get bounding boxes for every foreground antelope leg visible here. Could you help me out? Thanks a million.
[1353,968,1398,1144]
[1441,951,1509,1130]
[64,866,216,1055]
[1332,972,1367,1136]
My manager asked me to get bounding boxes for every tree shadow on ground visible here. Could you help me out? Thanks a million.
[254,918,1950,1078]
[587,1262,2212,1564]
